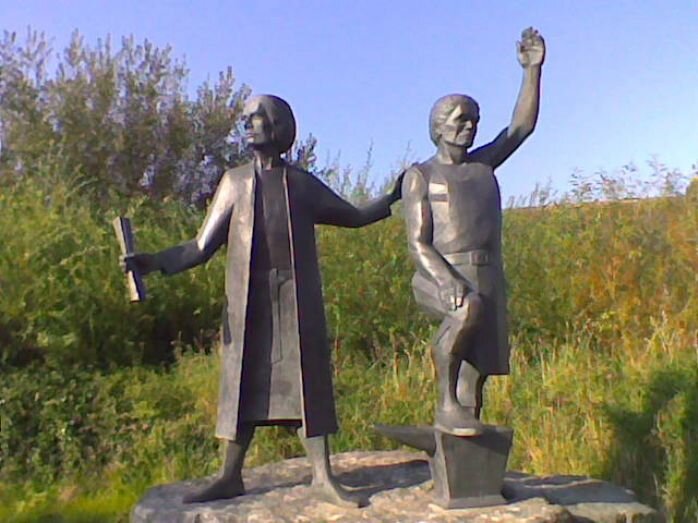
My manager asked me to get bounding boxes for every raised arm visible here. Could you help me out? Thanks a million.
[156,171,236,275]
[473,28,545,169]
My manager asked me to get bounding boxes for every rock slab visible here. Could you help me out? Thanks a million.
[131,450,661,522]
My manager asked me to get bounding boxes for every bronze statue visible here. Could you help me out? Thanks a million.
[124,95,401,506]
[402,28,545,436]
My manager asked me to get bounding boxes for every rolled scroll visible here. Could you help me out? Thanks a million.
[112,216,147,302]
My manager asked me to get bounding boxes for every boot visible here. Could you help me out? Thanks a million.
[432,322,483,437]
[434,403,484,436]
[456,361,487,420]
[182,424,255,503]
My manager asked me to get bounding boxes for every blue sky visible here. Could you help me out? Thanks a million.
[4,0,697,203]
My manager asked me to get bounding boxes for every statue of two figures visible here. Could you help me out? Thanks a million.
[121,27,545,510]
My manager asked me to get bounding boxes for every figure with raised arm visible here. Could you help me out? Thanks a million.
[403,28,545,436]
[124,95,402,506]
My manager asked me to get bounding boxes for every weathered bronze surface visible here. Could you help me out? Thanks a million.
[375,424,513,509]
[382,27,545,510]
[402,27,545,436]
[124,95,401,506]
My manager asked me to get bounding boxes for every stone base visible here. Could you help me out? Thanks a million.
[131,451,661,522]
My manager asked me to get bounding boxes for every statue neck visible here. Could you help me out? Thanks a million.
[436,142,468,165]
[253,148,284,171]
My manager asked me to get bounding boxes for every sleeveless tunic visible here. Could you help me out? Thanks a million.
[411,157,509,375]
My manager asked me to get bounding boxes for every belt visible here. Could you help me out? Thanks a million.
[443,250,491,266]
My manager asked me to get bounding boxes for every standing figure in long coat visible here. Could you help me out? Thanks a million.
[126,95,402,506]
[402,28,545,436]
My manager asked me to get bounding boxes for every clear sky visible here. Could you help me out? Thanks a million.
[4,0,697,203]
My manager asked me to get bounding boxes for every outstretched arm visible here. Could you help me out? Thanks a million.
[157,173,236,274]
[125,172,236,277]
[473,27,545,169]
[312,171,403,228]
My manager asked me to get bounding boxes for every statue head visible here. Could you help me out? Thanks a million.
[429,94,480,149]
[242,95,297,154]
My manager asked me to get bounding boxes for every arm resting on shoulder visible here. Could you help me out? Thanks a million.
[312,175,393,228]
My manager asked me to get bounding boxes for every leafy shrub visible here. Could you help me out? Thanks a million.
[0,29,250,205]
[504,166,697,355]
[0,171,226,369]
[0,355,218,486]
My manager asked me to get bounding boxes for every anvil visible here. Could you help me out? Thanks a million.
[375,424,513,509]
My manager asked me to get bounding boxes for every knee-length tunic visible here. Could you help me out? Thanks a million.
[404,157,509,375]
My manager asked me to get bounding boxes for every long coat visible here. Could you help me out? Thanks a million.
[158,161,393,440]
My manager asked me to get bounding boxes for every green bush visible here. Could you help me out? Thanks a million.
[0,29,250,204]
[0,172,225,368]
[504,190,697,352]
[0,356,218,487]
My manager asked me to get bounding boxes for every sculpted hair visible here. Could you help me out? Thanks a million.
[429,94,480,145]
[255,95,297,154]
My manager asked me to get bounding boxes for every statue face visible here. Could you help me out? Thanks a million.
[437,102,479,149]
[243,98,275,149]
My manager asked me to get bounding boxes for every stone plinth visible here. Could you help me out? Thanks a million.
[131,451,661,522]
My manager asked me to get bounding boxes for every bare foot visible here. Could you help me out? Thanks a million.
[182,476,245,504]
[313,477,367,508]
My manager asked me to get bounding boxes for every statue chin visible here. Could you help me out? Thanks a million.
[440,136,472,150]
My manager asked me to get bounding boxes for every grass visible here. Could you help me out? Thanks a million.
[3,323,696,521]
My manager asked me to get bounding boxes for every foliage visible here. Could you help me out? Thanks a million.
[504,161,696,350]
[0,354,220,484]
[2,325,697,521]
[0,170,225,369]
[0,28,250,205]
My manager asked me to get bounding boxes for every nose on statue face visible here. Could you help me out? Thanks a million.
[244,112,274,146]
[440,121,476,147]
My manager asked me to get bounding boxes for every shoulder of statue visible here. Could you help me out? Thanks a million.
[225,162,255,180]
[283,163,315,187]
[412,158,437,183]
[283,162,308,175]
[467,147,497,170]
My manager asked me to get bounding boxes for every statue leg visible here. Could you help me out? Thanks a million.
[182,423,255,503]
[432,294,484,436]
[456,361,487,419]
[298,428,366,508]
